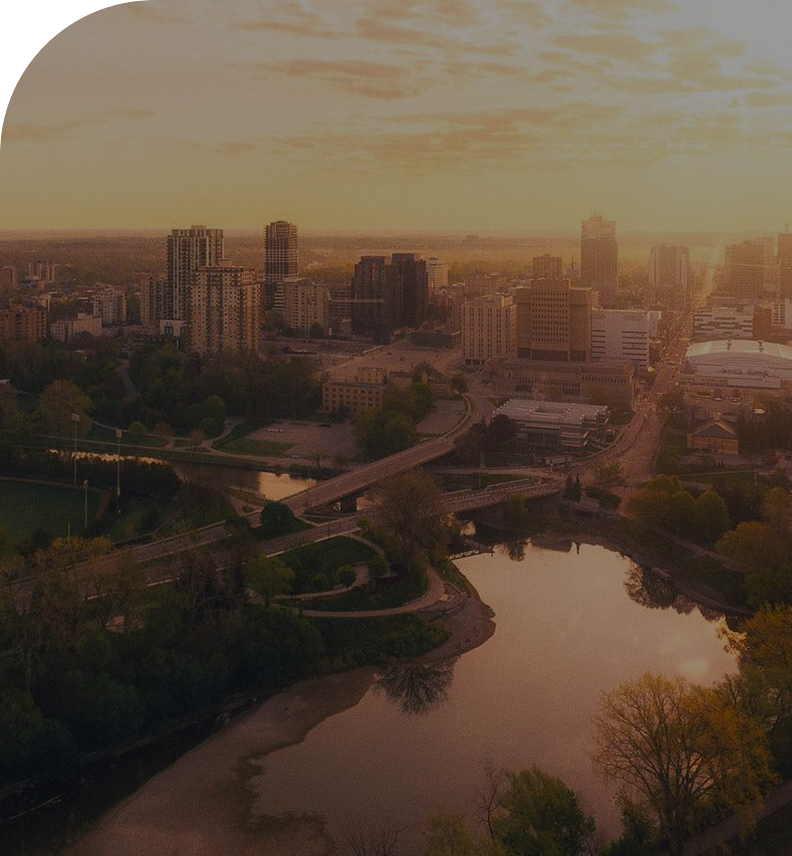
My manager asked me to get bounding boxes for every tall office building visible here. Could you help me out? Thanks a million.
[0,267,18,293]
[282,277,330,336]
[532,254,564,280]
[723,240,766,298]
[264,220,298,313]
[349,253,428,341]
[92,285,127,326]
[514,279,592,361]
[648,244,691,308]
[350,256,392,343]
[390,253,428,329]
[188,260,260,356]
[591,310,649,371]
[462,294,517,366]
[426,257,448,291]
[0,305,47,342]
[139,274,168,327]
[166,225,224,320]
[581,215,618,308]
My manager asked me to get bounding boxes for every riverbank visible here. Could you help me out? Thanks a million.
[63,577,495,855]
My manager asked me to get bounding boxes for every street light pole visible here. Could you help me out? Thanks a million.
[115,427,122,514]
[71,413,80,485]
[83,479,89,531]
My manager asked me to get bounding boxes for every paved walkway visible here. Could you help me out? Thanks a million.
[296,566,447,618]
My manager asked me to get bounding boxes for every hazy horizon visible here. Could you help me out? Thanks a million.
[1,0,791,232]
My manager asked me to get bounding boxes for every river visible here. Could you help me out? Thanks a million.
[62,538,735,856]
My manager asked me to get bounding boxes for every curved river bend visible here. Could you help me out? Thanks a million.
[67,540,735,855]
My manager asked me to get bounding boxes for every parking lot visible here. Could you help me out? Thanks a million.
[250,420,359,461]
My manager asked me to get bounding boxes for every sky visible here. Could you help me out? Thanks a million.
[1,0,791,233]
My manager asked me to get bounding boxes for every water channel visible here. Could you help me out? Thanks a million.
[61,538,735,855]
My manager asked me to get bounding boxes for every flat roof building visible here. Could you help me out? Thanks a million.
[682,339,792,393]
[491,398,610,452]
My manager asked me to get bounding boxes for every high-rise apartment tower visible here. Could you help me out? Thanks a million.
[264,221,298,313]
[166,225,224,320]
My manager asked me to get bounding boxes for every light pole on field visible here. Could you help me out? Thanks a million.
[115,427,122,514]
[83,479,89,530]
[71,413,80,485]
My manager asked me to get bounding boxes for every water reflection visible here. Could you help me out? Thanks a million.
[375,660,457,716]
[500,540,526,562]
[624,565,703,617]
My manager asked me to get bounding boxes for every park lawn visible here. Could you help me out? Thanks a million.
[277,536,378,594]
[0,479,102,556]
[297,569,428,612]
[101,496,178,544]
[215,436,294,457]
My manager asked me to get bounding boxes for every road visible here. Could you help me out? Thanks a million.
[282,391,485,514]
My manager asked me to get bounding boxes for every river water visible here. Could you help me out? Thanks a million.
[23,537,734,855]
[177,539,734,851]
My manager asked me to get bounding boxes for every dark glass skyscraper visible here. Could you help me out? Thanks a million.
[580,215,618,308]
[264,220,298,312]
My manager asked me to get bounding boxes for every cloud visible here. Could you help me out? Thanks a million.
[253,58,432,99]
[745,91,792,108]
[3,110,155,143]
[564,0,680,14]
[554,32,660,63]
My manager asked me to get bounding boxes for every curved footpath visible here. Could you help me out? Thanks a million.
[296,565,447,618]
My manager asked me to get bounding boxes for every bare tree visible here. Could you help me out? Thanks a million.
[474,760,506,841]
[343,820,401,856]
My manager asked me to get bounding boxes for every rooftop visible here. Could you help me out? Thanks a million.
[686,340,792,362]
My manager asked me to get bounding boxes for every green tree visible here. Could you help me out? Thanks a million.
[593,461,625,487]
[694,490,731,543]
[625,488,671,530]
[246,555,295,606]
[451,374,468,394]
[336,564,357,588]
[667,489,697,537]
[424,812,509,856]
[38,379,92,438]
[593,673,775,856]
[308,322,324,339]
[763,486,792,537]
[258,500,297,539]
[372,470,447,574]
[128,420,147,445]
[493,767,596,856]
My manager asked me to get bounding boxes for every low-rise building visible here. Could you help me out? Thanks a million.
[50,313,103,342]
[491,398,610,452]
[686,419,739,456]
[693,305,771,342]
[682,340,792,396]
[490,358,636,408]
[322,367,388,414]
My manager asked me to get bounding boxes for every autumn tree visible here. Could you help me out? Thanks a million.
[593,673,775,856]
[372,470,448,574]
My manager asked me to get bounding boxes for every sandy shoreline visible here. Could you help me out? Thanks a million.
[64,581,496,856]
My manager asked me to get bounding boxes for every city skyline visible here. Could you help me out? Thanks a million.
[1,0,792,232]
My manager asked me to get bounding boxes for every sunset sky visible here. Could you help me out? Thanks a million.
[1,0,791,232]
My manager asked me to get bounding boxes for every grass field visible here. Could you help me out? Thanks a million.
[0,479,102,556]
[215,436,294,457]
